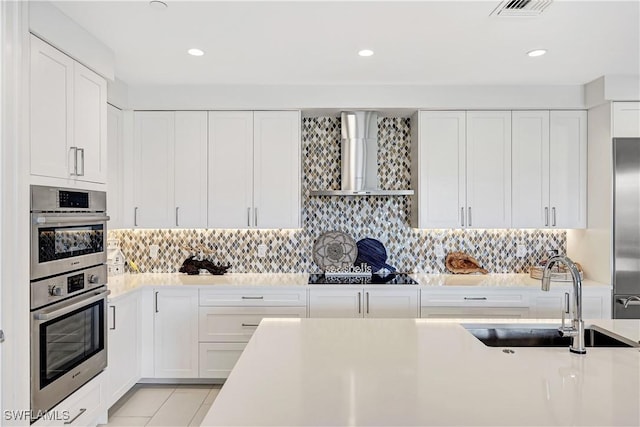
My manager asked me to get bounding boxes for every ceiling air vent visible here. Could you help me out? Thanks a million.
[491,0,553,17]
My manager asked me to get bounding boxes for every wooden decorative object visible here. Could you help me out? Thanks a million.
[445,252,488,274]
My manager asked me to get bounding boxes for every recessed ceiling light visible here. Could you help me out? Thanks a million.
[187,48,204,57]
[358,49,374,57]
[527,49,547,57]
[149,0,168,9]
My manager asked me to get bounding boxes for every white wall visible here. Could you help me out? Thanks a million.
[124,83,585,111]
[1,1,31,424]
[567,102,612,284]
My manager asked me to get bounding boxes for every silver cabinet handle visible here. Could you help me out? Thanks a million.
[247,207,251,227]
[241,323,260,327]
[552,207,557,227]
[77,147,85,176]
[0,329,5,343]
[254,207,258,227]
[175,207,179,227]
[155,291,159,313]
[134,207,138,227]
[241,296,264,300]
[617,296,640,308]
[64,408,86,424]
[70,147,78,176]
[463,297,487,301]
[110,305,116,330]
[545,207,549,227]
[358,292,361,314]
[366,292,370,314]
[461,207,465,227]
[468,207,472,227]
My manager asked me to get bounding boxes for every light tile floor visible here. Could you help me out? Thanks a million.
[99,384,222,427]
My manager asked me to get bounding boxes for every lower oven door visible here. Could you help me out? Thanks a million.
[31,287,109,419]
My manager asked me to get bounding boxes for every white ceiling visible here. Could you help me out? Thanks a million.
[51,0,640,86]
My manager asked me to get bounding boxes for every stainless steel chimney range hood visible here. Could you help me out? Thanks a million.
[309,111,414,197]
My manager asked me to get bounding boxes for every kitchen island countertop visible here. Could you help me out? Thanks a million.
[201,318,640,426]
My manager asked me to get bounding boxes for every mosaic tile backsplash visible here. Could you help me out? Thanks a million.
[108,117,566,274]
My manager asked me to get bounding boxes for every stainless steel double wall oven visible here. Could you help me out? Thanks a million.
[30,185,110,421]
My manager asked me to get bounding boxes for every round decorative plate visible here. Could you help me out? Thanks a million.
[313,231,357,270]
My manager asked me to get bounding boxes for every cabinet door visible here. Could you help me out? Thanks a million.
[174,112,208,227]
[30,35,74,180]
[364,289,419,318]
[309,289,362,318]
[613,102,640,137]
[512,111,550,228]
[133,112,175,227]
[549,111,587,228]
[199,343,246,379]
[253,111,301,228]
[416,111,466,228]
[153,289,199,378]
[208,112,254,228]
[107,293,140,407]
[107,106,123,229]
[466,111,512,228]
[73,62,107,183]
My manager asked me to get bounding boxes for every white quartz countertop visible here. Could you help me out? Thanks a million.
[107,272,609,299]
[201,318,640,427]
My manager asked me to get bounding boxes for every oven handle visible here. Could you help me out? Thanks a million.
[34,290,110,321]
[34,215,110,225]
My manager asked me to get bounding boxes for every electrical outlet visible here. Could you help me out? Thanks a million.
[434,244,445,258]
[149,244,159,259]
[257,244,268,258]
[516,244,527,258]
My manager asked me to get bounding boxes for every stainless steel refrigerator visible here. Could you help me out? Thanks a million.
[613,137,640,318]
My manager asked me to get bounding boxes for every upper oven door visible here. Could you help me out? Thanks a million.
[31,213,109,280]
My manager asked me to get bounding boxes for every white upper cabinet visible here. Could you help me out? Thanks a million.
[548,111,587,228]
[133,112,175,228]
[133,111,208,228]
[107,106,124,228]
[612,102,640,137]
[413,111,466,228]
[208,111,301,229]
[413,111,511,229]
[174,112,208,228]
[30,35,107,184]
[208,111,254,228]
[466,111,512,228]
[253,111,301,228]
[512,111,550,228]
[512,110,586,229]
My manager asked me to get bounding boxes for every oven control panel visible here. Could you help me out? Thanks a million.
[30,264,107,310]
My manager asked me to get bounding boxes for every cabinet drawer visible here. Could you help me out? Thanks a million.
[33,374,105,426]
[421,291,528,307]
[199,289,307,306]
[199,343,246,379]
[199,306,306,342]
[421,306,530,319]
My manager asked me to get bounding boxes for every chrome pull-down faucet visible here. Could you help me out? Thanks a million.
[541,255,586,354]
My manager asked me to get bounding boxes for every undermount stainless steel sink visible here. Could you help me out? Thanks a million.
[463,325,636,348]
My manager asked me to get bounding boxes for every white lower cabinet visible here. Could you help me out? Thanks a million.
[107,291,140,408]
[531,287,612,319]
[198,288,308,379]
[309,288,419,318]
[32,373,106,427]
[153,289,199,378]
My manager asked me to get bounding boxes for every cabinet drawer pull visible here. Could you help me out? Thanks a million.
[464,297,487,301]
[552,207,557,227]
[545,207,549,227]
[64,408,86,424]
[241,323,260,327]
[155,291,159,313]
[110,305,116,330]
[358,292,361,314]
[241,296,264,300]
[366,292,370,314]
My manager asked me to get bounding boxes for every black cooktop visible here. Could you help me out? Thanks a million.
[308,273,419,285]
